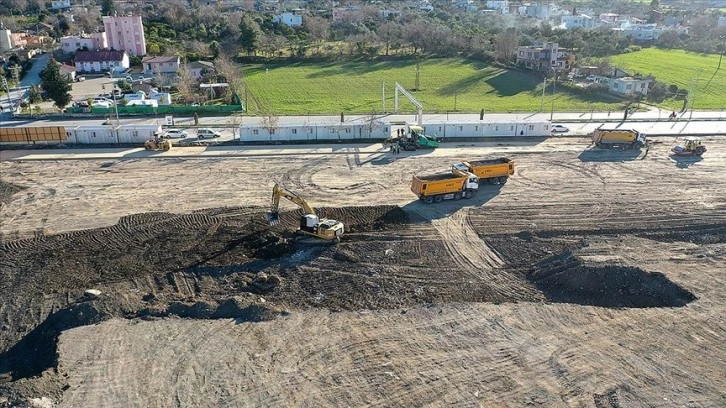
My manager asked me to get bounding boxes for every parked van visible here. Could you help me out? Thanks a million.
[196,128,222,139]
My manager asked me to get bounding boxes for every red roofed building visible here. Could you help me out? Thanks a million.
[74,50,129,74]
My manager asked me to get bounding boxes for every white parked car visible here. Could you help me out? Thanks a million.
[196,128,221,139]
[162,129,189,139]
[91,101,113,109]
[551,125,570,133]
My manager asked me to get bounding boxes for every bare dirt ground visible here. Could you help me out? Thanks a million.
[1,136,725,407]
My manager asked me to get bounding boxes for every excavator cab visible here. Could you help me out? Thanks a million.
[267,183,344,243]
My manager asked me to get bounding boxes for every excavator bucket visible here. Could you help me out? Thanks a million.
[267,211,280,226]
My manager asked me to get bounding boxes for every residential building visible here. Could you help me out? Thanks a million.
[601,75,652,96]
[516,42,572,72]
[59,64,76,81]
[74,50,129,73]
[273,12,302,27]
[561,14,597,29]
[615,23,662,42]
[485,0,508,14]
[60,32,108,53]
[599,13,619,25]
[189,60,216,80]
[141,55,180,76]
[50,0,72,10]
[523,4,553,19]
[102,15,146,56]
[0,29,11,51]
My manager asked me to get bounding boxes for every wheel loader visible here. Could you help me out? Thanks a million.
[144,138,172,151]
[672,138,706,156]
[267,183,344,244]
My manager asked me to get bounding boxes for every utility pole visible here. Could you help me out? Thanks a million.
[550,67,557,121]
[540,74,546,111]
[414,61,420,91]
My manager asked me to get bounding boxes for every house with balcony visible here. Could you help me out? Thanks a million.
[141,55,180,76]
[516,42,572,72]
[74,50,129,73]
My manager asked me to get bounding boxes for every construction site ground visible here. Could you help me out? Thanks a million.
[1,136,725,407]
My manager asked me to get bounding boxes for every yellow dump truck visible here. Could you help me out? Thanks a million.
[411,170,480,204]
[452,158,514,185]
[591,128,647,149]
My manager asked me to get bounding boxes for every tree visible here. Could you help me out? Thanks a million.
[39,59,72,110]
[175,63,197,104]
[100,0,116,16]
[238,16,259,55]
[493,27,518,65]
[209,41,221,59]
[304,16,330,55]
[377,21,400,56]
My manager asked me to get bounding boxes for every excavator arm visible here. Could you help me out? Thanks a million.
[267,183,316,225]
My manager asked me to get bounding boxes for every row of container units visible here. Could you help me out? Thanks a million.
[0,126,67,143]
[419,121,553,138]
[65,125,162,144]
[239,121,391,142]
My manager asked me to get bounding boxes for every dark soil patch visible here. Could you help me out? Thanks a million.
[528,251,696,308]
[0,181,26,207]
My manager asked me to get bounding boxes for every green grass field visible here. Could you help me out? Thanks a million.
[239,50,724,115]
[240,59,617,115]
[610,48,726,110]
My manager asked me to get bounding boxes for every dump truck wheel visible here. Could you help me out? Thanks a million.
[433,195,443,203]
[463,190,473,199]
[489,178,500,185]
[453,192,462,200]
[499,177,508,184]
[423,196,434,204]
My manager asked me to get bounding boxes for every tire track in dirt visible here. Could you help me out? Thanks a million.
[432,208,504,274]
[431,208,541,300]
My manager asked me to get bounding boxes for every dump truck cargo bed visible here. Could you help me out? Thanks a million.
[453,158,514,184]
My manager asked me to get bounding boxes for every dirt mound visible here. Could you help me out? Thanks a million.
[528,252,696,308]
[0,205,410,383]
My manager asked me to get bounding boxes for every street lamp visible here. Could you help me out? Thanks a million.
[550,67,557,121]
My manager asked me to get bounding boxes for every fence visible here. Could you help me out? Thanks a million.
[67,104,244,116]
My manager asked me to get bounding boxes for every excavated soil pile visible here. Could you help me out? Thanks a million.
[528,251,697,308]
[0,205,409,381]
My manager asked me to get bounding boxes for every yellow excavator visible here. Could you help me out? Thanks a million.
[267,183,344,243]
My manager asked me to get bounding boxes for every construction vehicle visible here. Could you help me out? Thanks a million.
[411,169,479,204]
[672,138,707,156]
[452,158,514,185]
[144,136,172,151]
[267,183,344,243]
[383,126,439,151]
[591,128,647,149]
[408,125,439,148]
